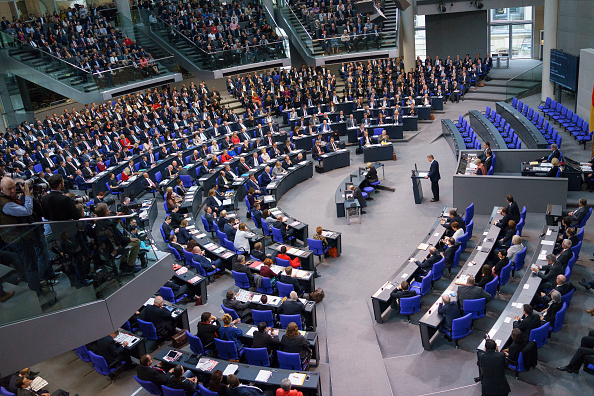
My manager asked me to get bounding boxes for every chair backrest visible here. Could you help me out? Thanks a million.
[161,385,187,396]
[561,288,575,307]
[499,262,512,286]
[137,319,159,341]
[572,241,582,261]
[277,281,295,298]
[168,245,183,261]
[453,245,463,268]
[216,229,227,242]
[244,196,252,212]
[462,298,486,319]
[513,246,527,271]
[261,220,272,236]
[201,215,212,232]
[276,257,290,267]
[516,218,525,236]
[277,351,303,370]
[160,224,168,243]
[399,295,422,315]
[415,270,432,295]
[191,259,207,276]
[244,347,271,366]
[134,375,163,396]
[252,309,275,327]
[432,258,445,281]
[466,219,474,237]
[520,206,527,222]
[567,251,577,271]
[564,265,572,281]
[155,171,162,182]
[212,221,220,233]
[578,207,593,228]
[256,277,273,295]
[0,387,15,396]
[271,226,284,243]
[280,314,303,330]
[186,330,205,355]
[159,286,177,304]
[551,302,567,333]
[180,174,192,187]
[458,231,471,251]
[183,249,194,266]
[232,270,251,289]
[75,345,91,362]
[307,238,326,255]
[198,384,219,396]
[485,276,499,298]
[88,351,111,375]
[451,313,473,339]
[214,338,240,360]
[529,322,550,348]
[221,304,240,321]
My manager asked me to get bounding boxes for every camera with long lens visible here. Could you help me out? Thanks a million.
[72,195,90,204]
[15,177,49,195]
[88,197,116,214]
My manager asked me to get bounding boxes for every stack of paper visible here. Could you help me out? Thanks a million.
[255,370,272,382]
[289,373,306,386]
[223,364,238,376]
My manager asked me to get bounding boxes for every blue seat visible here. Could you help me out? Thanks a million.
[180,174,193,187]
[251,211,262,228]
[463,298,486,319]
[410,270,432,296]
[159,286,186,304]
[261,220,272,237]
[280,314,303,330]
[160,224,169,243]
[168,245,183,262]
[252,309,275,327]
[276,257,290,267]
[198,384,219,396]
[0,387,14,396]
[75,345,91,362]
[571,241,582,261]
[106,181,122,200]
[507,352,526,379]
[399,295,421,322]
[134,375,163,395]
[498,262,512,291]
[516,218,525,236]
[161,385,186,396]
[271,226,295,244]
[277,351,306,370]
[458,231,471,251]
[484,276,499,299]
[186,330,206,355]
[221,304,240,321]
[550,302,567,333]
[216,229,227,242]
[155,171,162,183]
[578,207,593,228]
[520,206,527,222]
[137,319,160,341]
[245,196,252,213]
[244,347,271,366]
[451,245,463,271]
[89,350,125,378]
[561,288,575,307]
[163,200,170,215]
[214,338,243,360]
[307,238,329,261]
[431,258,445,284]
[232,270,250,289]
[191,258,219,278]
[443,313,473,348]
[183,249,194,267]
[529,322,550,348]
[512,246,527,276]
[257,277,273,294]
[277,281,295,298]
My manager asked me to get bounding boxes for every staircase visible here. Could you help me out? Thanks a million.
[464,78,509,103]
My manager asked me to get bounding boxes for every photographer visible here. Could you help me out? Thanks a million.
[40,174,82,221]
[94,203,141,274]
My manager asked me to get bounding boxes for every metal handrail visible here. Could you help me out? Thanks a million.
[281,0,313,41]
[0,213,136,229]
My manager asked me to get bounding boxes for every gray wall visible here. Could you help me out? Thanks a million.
[557,0,594,57]
[460,149,552,173]
[426,11,488,60]
[453,175,568,215]
[576,49,594,121]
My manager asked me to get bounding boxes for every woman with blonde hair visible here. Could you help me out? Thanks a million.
[218,313,243,352]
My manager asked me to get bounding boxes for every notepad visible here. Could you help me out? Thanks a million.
[530,161,539,165]
[541,240,554,245]
[523,284,530,290]
[289,373,306,386]
[223,364,238,376]
[401,273,409,278]
[504,317,512,323]
[546,229,552,236]
[417,243,429,250]
[255,370,272,382]
[197,358,218,371]
[29,377,48,392]
[246,327,257,336]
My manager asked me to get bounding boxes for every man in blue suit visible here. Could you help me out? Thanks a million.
[260,166,273,185]
[425,154,440,202]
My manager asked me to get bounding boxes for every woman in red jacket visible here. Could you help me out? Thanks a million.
[277,245,300,268]
[220,149,232,163]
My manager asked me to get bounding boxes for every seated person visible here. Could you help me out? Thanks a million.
[474,158,487,175]
[281,322,312,367]
[492,250,509,277]
[272,215,296,242]
[192,246,224,274]
[232,254,261,290]
[457,276,493,309]
[546,157,560,177]
[415,246,441,276]
[476,264,494,288]
[165,366,198,396]
[227,374,264,395]
[502,328,528,365]
[218,313,243,352]
[96,332,135,369]
[389,280,417,311]
[280,266,304,298]
[512,304,541,340]
[138,296,176,338]
[13,376,70,396]
[531,254,564,291]
[196,312,221,351]
[252,321,281,352]
[223,289,253,323]
[532,274,575,308]
[442,209,466,237]
[442,237,458,274]
[276,245,300,268]
[496,220,516,249]
[276,378,304,396]
[279,291,306,317]
[438,294,461,339]
[557,329,594,373]
[537,290,563,329]
[177,219,191,245]
[250,242,270,262]
[137,354,173,389]
[206,370,228,395]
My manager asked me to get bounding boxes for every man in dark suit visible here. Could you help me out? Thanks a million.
[223,289,252,322]
[492,250,510,277]
[457,276,493,309]
[532,253,565,291]
[139,296,176,338]
[565,198,588,226]
[425,154,440,202]
[196,312,222,350]
[477,339,511,396]
[442,209,466,237]
[442,237,458,274]
[237,156,251,174]
[252,322,281,351]
[389,280,417,310]
[279,291,306,316]
[141,172,160,196]
[506,194,521,223]
[557,330,594,373]
[539,143,561,162]
[555,239,573,269]
[272,215,296,241]
[232,255,258,290]
[96,332,134,368]
[532,274,575,308]
[198,160,213,177]
[416,246,441,275]
[348,184,366,214]
[137,354,173,388]
[438,294,461,334]
[483,149,494,172]
[280,266,304,297]
[512,304,541,340]
[40,175,82,220]
[477,142,491,162]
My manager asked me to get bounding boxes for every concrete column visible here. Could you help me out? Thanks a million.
[24,0,40,17]
[541,0,559,101]
[400,0,416,71]
[115,0,132,21]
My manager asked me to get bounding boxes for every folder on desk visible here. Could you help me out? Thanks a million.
[255,370,272,382]
[417,243,429,250]
[455,274,470,285]
[223,364,238,376]
[289,373,306,386]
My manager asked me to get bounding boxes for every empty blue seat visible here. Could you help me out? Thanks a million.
[162,385,186,396]
[137,319,160,341]
[186,330,206,355]
[159,286,186,304]
[485,276,499,299]
[529,322,550,349]
[244,347,271,366]
[277,281,295,298]
[134,375,163,395]
[410,270,432,296]
[307,238,329,261]
[252,309,275,327]
[463,298,486,319]
[280,314,302,330]
[198,384,219,396]
[431,258,446,284]
[214,338,243,360]
[89,351,125,379]
[498,263,512,290]
[257,277,273,294]
[75,345,91,362]
[232,270,250,289]
[443,313,473,348]
[399,295,421,322]
[277,351,306,370]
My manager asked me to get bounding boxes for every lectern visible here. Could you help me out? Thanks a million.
[411,167,426,204]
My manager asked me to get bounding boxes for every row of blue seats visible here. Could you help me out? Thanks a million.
[454,120,485,151]
[483,108,523,149]
[510,99,564,148]
[536,97,592,148]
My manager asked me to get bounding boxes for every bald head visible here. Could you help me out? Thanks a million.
[154,296,164,306]
[0,177,16,198]
[290,291,298,300]
[556,275,566,285]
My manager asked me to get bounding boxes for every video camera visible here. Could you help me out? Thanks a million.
[16,177,49,196]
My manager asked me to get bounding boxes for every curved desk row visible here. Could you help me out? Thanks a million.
[496,101,548,149]
[468,110,507,149]
[419,207,503,351]
[442,119,467,159]
[371,207,453,323]
[477,224,559,351]
[266,160,314,202]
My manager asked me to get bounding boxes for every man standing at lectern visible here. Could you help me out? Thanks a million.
[425,154,440,202]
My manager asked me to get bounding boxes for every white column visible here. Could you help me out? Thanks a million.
[541,0,559,101]
[400,0,416,71]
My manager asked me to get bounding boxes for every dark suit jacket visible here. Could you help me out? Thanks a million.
[252,331,280,350]
[556,248,572,269]
[478,350,511,396]
[443,215,466,232]
[438,301,461,329]
[444,244,457,268]
[389,289,417,308]
[232,261,255,287]
[223,297,251,319]
[196,319,221,347]
[279,274,303,297]
[512,313,541,340]
[537,260,564,284]
[570,206,587,226]
[428,160,440,182]
[543,301,563,327]
[508,201,521,223]
[272,220,289,236]
[140,304,172,331]
[40,191,82,220]
[418,253,441,270]
[352,186,365,207]
[279,300,306,315]
[493,258,509,277]
[457,285,493,308]
[96,335,124,366]
[136,365,173,387]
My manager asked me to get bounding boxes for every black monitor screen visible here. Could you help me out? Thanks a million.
[550,49,579,92]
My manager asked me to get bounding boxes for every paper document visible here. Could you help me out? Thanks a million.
[417,243,429,250]
[223,199,232,205]
[255,370,272,382]
[541,240,554,245]
[30,377,48,392]
[417,171,428,177]
[504,317,511,323]
[223,364,238,376]
[289,373,306,386]
[246,327,257,336]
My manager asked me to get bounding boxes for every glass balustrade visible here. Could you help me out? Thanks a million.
[506,63,543,101]
[0,212,165,327]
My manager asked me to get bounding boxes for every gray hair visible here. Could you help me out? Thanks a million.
[550,290,561,303]
[237,254,245,263]
[280,378,292,391]
[290,291,298,300]
[442,294,451,304]
[546,253,556,263]
[512,235,522,245]
[562,239,572,248]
